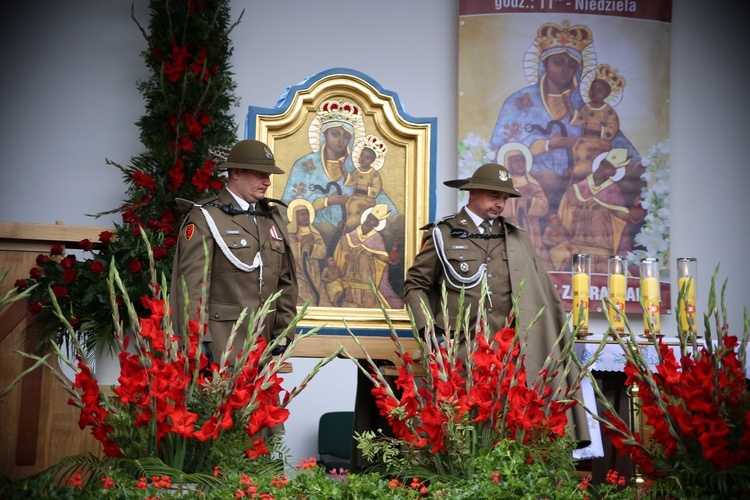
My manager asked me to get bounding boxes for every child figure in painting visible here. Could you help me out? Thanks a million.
[321,256,349,306]
[564,63,626,183]
[343,135,388,231]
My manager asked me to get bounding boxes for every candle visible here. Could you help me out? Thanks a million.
[608,273,626,334]
[571,254,591,335]
[573,272,589,333]
[677,277,696,333]
[677,257,698,336]
[608,255,626,335]
[640,258,660,336]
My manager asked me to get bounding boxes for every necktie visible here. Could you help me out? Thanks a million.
[480,220,491,235]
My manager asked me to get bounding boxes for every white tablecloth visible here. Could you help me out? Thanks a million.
[574,335,750,377]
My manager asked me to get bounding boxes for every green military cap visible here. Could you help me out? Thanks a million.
[216,139,284,174]
[444,163,521,197]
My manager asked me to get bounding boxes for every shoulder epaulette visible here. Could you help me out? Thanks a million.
[263,197,288,208]
[420,213,455,231]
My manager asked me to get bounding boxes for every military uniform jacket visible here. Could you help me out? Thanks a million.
[170,187,298,358]
[404,206,589,446]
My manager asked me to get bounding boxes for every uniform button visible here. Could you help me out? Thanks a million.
[486,257,492,263]
[487,273,493,279]
[261,281,266,287]
[213,313,219,319]
[488,291,494,296]
[488,308,493,313]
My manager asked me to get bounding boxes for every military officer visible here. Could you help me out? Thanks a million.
[403,162,590,448]
[170,139,298,362]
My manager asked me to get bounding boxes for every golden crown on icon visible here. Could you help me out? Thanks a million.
[318,100,362,127]
[362,135,387,158]
[536,20,594,53]
[593,63,626,93]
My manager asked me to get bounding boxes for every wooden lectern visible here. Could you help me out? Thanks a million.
[0,222,109,481]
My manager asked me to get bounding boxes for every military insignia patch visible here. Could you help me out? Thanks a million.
[184,223,195,241]
[460,262,470,273]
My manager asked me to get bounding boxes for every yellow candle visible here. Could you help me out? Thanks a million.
[641,276,660,335]
[573,272,589,333]
[678,277,696,335]
[608,273,626,334]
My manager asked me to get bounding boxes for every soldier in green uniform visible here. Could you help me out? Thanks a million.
[170,139,298,363]
[403,162,590,448]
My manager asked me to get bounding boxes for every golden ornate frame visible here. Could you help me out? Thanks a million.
[246,68,436,334]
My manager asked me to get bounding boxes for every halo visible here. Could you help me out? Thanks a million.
[496,142,533,170]
[524,43,597,87]
[308,109,365,153]
[286,198,316,225]
[580,68,624,107]
[360,206,387,232]
[592,151,626,182]
[352,139,386,171]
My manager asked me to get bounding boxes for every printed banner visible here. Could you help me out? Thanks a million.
[458,0,672,313]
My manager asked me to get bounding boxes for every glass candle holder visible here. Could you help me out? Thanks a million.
[677,257,697,337]
[640,257,660,336]
[608,256,627,335]
[572,254,591,336]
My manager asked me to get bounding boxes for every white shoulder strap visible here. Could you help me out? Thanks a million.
[198,207,263,281]
[432,224,486,289]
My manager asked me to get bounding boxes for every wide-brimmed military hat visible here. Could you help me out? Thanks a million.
[444,163,521,197]
[216,139,284,174]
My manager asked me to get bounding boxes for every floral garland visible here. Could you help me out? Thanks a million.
[626,140,670,279]
[15,0,239,353]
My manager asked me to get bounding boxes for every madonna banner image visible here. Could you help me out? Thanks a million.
[458,1,673,313]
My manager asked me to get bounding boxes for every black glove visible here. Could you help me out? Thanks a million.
[201,341,214,364]
[271,337,291,356]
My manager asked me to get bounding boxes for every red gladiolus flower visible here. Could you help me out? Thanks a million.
[245,437,269,459]
[36,254,49,265]
[132,170,157,191]
[167,405,199,438]
[52,285,69,297]
[90,261,105,274]
[164,44,190,82]
[168,160,185,191]
[29,268,42,279]
[129,260,142,274]
[14,279,28,290]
